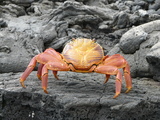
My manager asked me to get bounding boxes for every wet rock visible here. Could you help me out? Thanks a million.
[0,72,160,120]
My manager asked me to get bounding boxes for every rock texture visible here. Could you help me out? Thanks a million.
[109,20,160,79]
[0,0,160,119]
[1,72,160,120]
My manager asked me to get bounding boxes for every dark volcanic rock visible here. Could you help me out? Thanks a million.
[146,42,160,81]
[0,22,44,73]
[116,20,160,78]
[1,72,160,120]
[0,3,26,17]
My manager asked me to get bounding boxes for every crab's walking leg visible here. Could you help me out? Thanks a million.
[123,63,132,93]
[52,71,59,80]
[37,63,44,80]
[41,62,70,94]
[95,65,123,98]
[41,64,49,94]
[20,56,37,88]
[104,74,110,83]
[114,71,122,98]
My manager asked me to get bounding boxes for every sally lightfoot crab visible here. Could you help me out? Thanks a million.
[20,38,132,98]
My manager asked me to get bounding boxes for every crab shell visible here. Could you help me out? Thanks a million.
[62,38,104,71]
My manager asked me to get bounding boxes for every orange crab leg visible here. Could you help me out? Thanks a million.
[37,63,44,80]
[20,56,37,88]
[104,74,110,83]
[41,62,70,93]
[123,63,132,93]
[52,71,59,80]
[41,64,49,94]
[114,71,122,98]
[94,65,123,98]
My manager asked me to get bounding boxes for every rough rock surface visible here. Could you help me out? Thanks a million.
[0,0,160,119]
[1,71,160,120]
[109,20,160,79]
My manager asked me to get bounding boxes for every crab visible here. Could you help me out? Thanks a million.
[20,38,132,98]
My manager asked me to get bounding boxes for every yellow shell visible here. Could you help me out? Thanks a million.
[62,38,104,70]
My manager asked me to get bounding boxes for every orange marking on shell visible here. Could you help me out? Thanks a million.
[62,38,104,70]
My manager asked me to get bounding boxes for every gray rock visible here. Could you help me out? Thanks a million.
[0,14,45,73]
[119,20,160,54]
[149,0,160,11]
[148,9,157,15]
[112,11,130,29]
[10,0,35,3]
[146,42,160,81]
[26,0,54,15]
[9,0,35,6]
[149,14,160,21]
[138,9,149,17]
[0,19,7,28]
[145,0,155,3]
[119,27,148,54]
[157,8,160,15]
[0,72,160,120]
[40,1,118,49]
[109,20,160,78]
[0,3,26,17]
[0,29,44,73]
